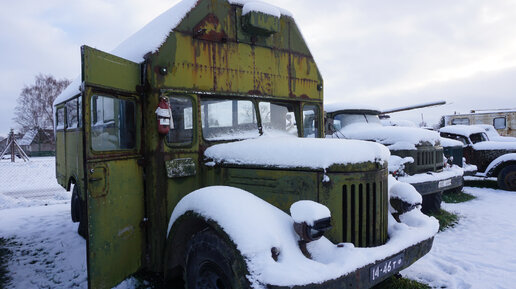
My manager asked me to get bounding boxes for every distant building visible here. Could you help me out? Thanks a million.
[17,128,55,156]
[1,128,55,157]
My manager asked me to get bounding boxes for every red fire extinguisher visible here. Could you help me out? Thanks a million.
[155,96,172,135]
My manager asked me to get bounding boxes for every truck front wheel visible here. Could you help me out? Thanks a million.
[184,229,249,289]
[497,165,516,191]
[421,191,443,214]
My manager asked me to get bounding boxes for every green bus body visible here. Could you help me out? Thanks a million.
[54,1,432,288]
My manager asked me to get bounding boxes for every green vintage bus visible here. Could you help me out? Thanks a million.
[53,0,435,288]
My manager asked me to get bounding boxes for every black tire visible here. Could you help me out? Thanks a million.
[497,165,516,191]
[70,183,88,239]
[184,229,249,289]
[421,191,443,214]
[71,184,81,223]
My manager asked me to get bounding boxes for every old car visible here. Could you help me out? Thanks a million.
[440,125,516,191]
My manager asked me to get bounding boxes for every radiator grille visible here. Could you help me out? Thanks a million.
[342,180,388,247]
[416,149,444,166]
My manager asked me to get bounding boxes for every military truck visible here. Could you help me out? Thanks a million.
[325,104,463,213]
[53,0,436,288]
[440,125,516,191]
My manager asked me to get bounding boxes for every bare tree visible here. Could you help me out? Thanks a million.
[13,74,71,134]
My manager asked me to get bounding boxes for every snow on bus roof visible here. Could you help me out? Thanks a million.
[53,0,292,106]
[439,125,485,137]
[324,102,381,114]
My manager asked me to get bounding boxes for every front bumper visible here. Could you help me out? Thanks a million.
[398,167,464,196]
[268,237,434,289]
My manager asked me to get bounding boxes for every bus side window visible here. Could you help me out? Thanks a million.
[493,117,506,129]
[451,118,470,125]
[91,95,136,151]
[56,107,65,130]
[66,98,78,129]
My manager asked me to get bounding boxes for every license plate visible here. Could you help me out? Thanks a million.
[438,179,452,188]
[370,253,404,282]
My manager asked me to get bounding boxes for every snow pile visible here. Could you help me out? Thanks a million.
[331,123,441,148]
[204,136,390,169]
[388,175,422,205]
[290,200,330,226]
[440,125,485,137]
[168,186,438,288]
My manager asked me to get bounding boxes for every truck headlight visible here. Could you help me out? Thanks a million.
[293,217,332,242]
[290,200,332,242]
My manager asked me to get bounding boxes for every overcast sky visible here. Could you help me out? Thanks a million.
[1,0,516,137]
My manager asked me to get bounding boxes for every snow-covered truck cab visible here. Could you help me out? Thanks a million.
[53,0,437,288]
[325,104,464,213]
[440,125,516,191]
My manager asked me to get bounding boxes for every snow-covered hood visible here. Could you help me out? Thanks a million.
[473,141,516,151]
[333,123,440,150]
[204,136,390,169]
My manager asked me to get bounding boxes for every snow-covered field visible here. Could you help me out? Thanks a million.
[1,157,516,288]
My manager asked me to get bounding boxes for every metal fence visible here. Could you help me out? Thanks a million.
[0,157,70,209]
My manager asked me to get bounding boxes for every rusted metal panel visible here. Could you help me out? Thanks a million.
[149,0,322,101]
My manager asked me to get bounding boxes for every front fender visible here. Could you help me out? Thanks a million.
[484,153,516,177]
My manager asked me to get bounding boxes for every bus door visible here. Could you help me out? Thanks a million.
[81,45,145,289]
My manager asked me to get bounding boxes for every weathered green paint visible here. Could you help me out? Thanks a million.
[151,0,322,100]
[165,158,197,178]
[86,158,145,289]
[82,46,140,93]
[81,46,145,289]
[242,11,280,36]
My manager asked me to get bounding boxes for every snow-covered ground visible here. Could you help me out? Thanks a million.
[1,157,516,288]
[403,187,516,289]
